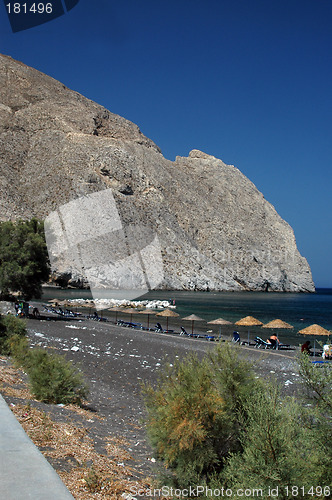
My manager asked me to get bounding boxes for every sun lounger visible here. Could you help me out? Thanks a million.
[179,326,197,337]
[131,322,143,329]
[254,336,292,350]
[153,323,174,334]
[180,326,189,336]
[254,336,272,349]
[117,320,142,329]
[311,360,331,369]
[276,342,292,350]
[232,331,241,343]
[87,313,107,322]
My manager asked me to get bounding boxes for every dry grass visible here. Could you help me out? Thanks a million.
[0,357,153,499]
[64,403,104,421]
[0,357,30,399]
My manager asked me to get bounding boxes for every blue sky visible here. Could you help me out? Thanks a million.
[1,0,331,287]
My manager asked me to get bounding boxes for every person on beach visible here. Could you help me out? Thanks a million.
[268,334,280,348]
[322,344,332,359]
[32,307,40,318]
[301,341,312,355]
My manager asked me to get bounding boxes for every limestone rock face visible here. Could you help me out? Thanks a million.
[0,54,315,292]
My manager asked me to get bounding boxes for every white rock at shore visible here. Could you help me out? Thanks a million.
[66,298,175,310]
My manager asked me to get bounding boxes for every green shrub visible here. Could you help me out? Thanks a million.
[6,334,30,365]
[0,218,50,300]
[24,348,89,405]
[143,345,332,495]
[142,344,258,486]
[0,314,28,355]
[84,465,102,492]
[297,350,332,413]
[222,386,312,496]
[0,314,88,406]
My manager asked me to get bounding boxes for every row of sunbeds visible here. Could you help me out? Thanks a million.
[116,320,217,340]
[40,307,293,348]
[232,331,292,349]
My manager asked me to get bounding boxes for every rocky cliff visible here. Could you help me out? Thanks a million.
[0,54,315,292]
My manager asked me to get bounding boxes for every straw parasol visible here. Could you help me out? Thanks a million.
[122,307,138,323]
[298,324,331,356]
[263,319,294,329]
[262,319,294,349]
[235,316,263,345]
[48,298,60,305]
[60,300,73,309]
[139,308,158,329]
[108,306,125,322]
[82,300,96,316]
[156,308,180,331]
[207,318,232,340]
[182,314,204,335]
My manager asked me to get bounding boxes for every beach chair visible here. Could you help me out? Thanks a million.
[254,336,271,349]
[132,322,143,330]
[276,341,292,350]
[155,323,163,332]
[232,331,241,343]
[180,326,189,336]
[89,312,107,322]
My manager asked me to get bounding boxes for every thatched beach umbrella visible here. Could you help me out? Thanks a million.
[60,300,74,308]
[182,314,204,336]
[207,318,232,340]
[262,319,294,349]
[235,316,263,345]
[122,307,138,323]
[108,306,125,322]
[48,298,59,305]
[155,308,180,331]
[298,324,331,356]
[263,319,294,330]
[139,308,158,329]
[82,300,96,316]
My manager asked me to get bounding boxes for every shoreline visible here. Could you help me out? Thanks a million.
[34,287,332,335]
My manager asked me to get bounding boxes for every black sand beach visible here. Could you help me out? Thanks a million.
[28,314,302,452]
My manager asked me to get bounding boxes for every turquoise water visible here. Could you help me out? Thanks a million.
[40,287,332,344]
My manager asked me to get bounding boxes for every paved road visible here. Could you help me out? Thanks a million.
[0,393,74,500]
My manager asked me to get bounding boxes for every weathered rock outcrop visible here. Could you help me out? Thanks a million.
[0,54,315,292]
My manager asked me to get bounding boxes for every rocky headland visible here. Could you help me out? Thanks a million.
[0,54,314,292]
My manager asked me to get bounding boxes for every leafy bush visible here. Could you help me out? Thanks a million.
[143,346,332,495]
[22,348,89,405]
[298,350,332,413]
[0,218,50,300]
[142,344,257,486]
[0,314,88,406]
[0,314,28,355]
[222,386,312,495]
